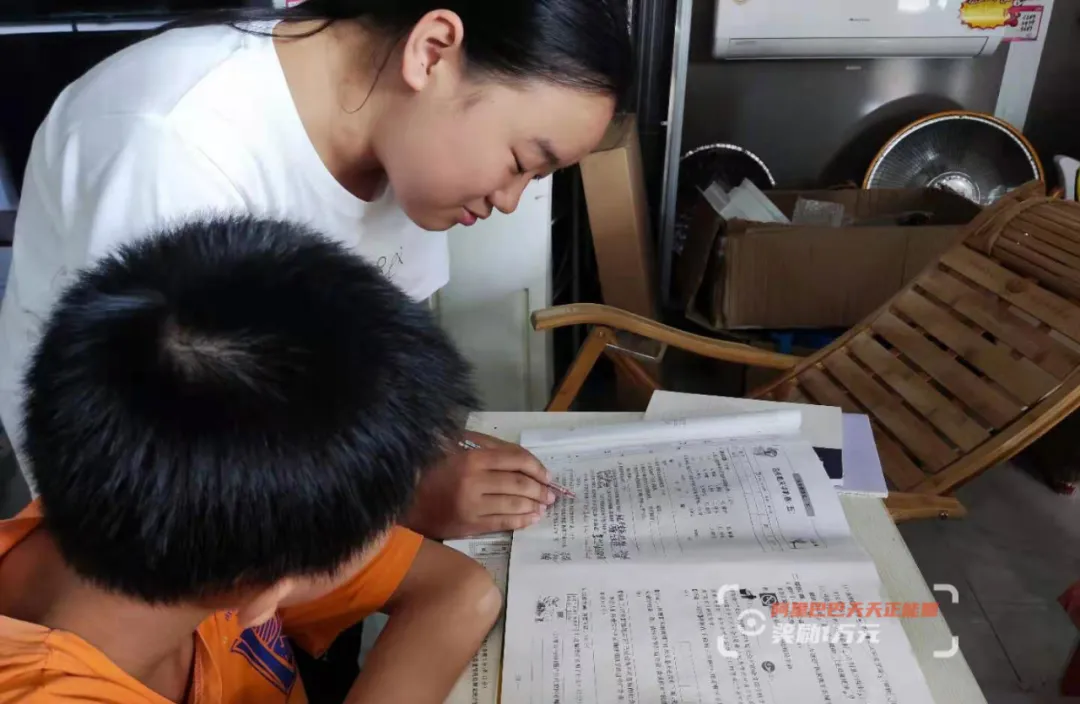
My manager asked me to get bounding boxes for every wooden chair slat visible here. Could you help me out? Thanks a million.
[893,290,1057,405]
[799,367,932,491]
[872,426,928,491]
[788,388,811,404]
[912,366,1080,496]
[771,381,810,404]
[1023,215,1080,256]
[1007,218,1080,266]
[918,269,1079,380]
[798,367,859,411]
[849,333,989,451]
[1032,206,1080,235]
[871,312,1021,428]
[997,236,1080,287]
[822,352,957,470]
[993,248,1080,302]
[941,246,1080,343]
[768,380,794,402]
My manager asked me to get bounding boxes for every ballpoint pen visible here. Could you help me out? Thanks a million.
[459,438,576,499]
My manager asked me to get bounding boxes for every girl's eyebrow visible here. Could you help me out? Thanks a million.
[533,138,562,169]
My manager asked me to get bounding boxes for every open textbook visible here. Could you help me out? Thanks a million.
[360,400,881,698]
[444,409,928,704]
[498,412,933,704]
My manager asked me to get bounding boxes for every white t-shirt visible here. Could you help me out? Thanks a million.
[0,24,449,473]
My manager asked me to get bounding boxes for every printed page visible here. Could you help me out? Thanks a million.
[501,562,936,704]
[444,535,511,704]
[515,436,863,567]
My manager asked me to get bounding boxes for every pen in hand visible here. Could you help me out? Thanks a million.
[459,439,576,499]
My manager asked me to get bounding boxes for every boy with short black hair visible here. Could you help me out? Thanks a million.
[0,217,500,703]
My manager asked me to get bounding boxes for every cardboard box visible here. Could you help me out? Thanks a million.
[679,189,982,330]
[579,116,659,320]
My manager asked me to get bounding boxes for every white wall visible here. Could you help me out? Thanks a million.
[432,178,553,412]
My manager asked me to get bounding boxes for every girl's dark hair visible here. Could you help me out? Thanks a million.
[171,1,634,111]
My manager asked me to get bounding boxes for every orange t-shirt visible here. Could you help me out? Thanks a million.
[0,502,424,703]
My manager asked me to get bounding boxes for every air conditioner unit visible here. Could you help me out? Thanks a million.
[714,0,1007,60]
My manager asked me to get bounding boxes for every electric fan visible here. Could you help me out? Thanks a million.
[863,111,1043,206]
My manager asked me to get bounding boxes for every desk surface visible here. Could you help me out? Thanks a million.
[470,411,987,704]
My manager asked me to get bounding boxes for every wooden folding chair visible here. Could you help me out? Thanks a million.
[533,183,1080,522]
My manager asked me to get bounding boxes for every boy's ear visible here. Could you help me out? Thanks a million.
[235,580,295,630]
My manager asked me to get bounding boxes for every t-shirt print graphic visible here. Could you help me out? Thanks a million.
[230,615,297,694]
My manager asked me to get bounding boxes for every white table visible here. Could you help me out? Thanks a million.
[469,411,988,704]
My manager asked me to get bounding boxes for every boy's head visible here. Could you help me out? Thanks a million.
[23,216,477,605]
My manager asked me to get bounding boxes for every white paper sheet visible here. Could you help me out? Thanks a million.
[643,392,842,454]
[839,414,889,498]
[645,391,890,495]
[643,392,845,484]
[445,535,512,704]
[520,410,802,456]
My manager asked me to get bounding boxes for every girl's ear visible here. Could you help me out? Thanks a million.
[400,10,466,93]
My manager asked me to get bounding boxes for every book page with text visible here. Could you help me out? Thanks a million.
[501,561,936,704]
[515,436,863,566]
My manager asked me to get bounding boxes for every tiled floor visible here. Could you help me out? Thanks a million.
[899,464,1080,702]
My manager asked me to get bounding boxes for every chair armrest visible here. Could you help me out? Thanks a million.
[531,304,801,371]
